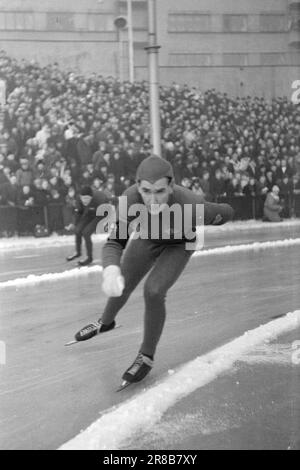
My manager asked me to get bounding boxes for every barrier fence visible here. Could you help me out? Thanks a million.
[0,195,300,236]
[216,194,300,220]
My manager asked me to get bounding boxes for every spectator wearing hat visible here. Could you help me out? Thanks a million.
[2,174,18,206]
[210,168,226,202]
[34,160,47,180]
[279,175,293,218]
[199,170,212,201]
[265,170,275,191]
[276,159,294,182]
[32,178,50,207]
[16,158,33,187]
[0,155,9,185]
[191,178,204,197]
[291,174,300,216]
[6,154,19,173]
[17,184,35,207]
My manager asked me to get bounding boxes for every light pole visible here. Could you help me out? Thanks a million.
[114,2,134,83]
[127,0,135,83]
[146,0,161,157]
[0,79,6,129]
[114,16,127,81]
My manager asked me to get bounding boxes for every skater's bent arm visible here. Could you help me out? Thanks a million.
[203,201,234,225]
[188,191,234,226]
[102,186,139,268]
[102,219,129,268]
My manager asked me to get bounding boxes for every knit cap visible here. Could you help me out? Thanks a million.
[136,155,174,184]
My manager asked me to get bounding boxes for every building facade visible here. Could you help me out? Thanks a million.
[0,0,299,97]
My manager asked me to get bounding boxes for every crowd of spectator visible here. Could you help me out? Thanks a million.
[0,49,300,235]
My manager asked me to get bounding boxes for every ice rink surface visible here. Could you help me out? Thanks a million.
[0,221,299,450]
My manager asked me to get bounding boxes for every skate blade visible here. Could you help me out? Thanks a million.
[115,380,132,392]
[64,340,80,346]
[64,324,122,347]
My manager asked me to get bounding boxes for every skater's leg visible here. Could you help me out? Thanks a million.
[82,218,98,260]
[67,219,84,261]
[141,244,193,358]
[68,219,85,258]
[101,239,160,325]
[75,231,82,255]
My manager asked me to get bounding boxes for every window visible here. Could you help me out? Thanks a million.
[24,13,34,30]
[132,9,148,29]
[168,13,211,32]
[93,14,105,31]
[0,14,5,29]
[46,13,75,31]
[5,13,16,30]
[223,54,248,66]
[260,14,287,32]
[291,16,300,30]
[119,1,148,29]
[87,14,112,31]
[0,12,35,30]
[223,15,248,32]
[289,52,300,64]
[134,43,147,67]
[15,13,25,30]
[260,53,287,65]
[169,53,212,66]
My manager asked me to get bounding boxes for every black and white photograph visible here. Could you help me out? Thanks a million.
[0,0,300,452]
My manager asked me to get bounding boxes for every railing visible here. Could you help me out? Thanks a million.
[216,194,300,220]
[0,195,300,236]
[0,204,65,236]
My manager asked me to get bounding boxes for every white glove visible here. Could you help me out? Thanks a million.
[102,265,125,297]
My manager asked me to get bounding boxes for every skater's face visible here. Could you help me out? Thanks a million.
[80,195,92,206]
[138,177,173,215]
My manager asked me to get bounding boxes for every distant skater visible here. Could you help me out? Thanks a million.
[66,186,108,266]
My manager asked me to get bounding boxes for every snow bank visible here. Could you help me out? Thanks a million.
[59,310,300,450]
[0,233,107,252]
[193,237,300,258]
[0,266,103,289]
[1,237,300,289]
[1,219,299,253]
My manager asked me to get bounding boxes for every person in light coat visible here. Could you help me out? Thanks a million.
[263,185,283,222]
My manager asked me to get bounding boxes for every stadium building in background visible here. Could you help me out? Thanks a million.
[0,0,299,97]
